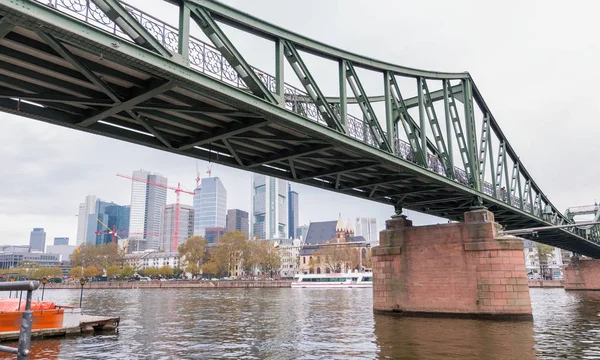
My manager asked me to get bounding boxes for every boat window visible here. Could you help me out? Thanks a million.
[363,277,372,281]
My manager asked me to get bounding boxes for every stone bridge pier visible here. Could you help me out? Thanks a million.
[564,258,600,290]
[372,209,532,320]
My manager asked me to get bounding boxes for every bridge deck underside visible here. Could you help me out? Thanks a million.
[1,9,599,257]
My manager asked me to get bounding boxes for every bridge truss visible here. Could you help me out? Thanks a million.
[1,0,600,256]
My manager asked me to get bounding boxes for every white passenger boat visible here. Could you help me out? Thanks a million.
[291,271,373,288]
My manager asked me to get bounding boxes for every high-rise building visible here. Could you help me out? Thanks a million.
[76,195,97,246]
[194,177,227,237]
[297,224,309,242]
[226,209,249,237]
[205,227,226,244]
[86,201,130,246]
[288,185,299,239]
[162,204,194,251]
[252,174,288,239]
[355,217,378,244]
[53,237,69,246]
[128,170,167,250]
[29,228,46,252]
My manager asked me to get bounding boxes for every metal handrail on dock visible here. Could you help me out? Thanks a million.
[0,280,40,360]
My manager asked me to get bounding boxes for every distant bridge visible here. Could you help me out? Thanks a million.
[1,0,599,256]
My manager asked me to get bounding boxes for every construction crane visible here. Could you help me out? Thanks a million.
[94,218,158,245]
[117,173,195,250]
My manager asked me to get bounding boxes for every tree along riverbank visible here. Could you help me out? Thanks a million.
[43,280,293,290]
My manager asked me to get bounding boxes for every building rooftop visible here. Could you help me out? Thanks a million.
[304,221,337,245]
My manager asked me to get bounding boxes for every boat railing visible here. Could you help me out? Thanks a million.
[0,280,40,360]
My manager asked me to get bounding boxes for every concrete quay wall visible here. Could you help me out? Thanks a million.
[45,281,292,290]
[527,280,563,288]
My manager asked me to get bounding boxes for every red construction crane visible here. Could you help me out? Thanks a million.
[117,173,195,250]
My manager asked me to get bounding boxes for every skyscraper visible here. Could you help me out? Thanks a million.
[128,170,167,250]
[355,217,378,244]
[86,200,130,246]
[76,195,97,246]
[252,174,288,239]
[162,204,194,251]
[53,237,69,246]
[194,177,227,237]
[288,184,298,239]
[226,209,249,237]
[29,228,46,252]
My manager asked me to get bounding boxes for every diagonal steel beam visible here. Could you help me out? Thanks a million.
[0,91,114,106]
[222,138,244,166]
[344,61,391,153]
[288,159,297,180]
[37,31,122,103]
[90,0,171,57]
[247,144,334,168]
[187,4,277,104]
[178,119,268,150]
[78,80,174,127]
[231,134,326,144]
[298,163,379,181]
[127,110,173,148]
[0,17,14,40]
[282,40,345,133]
[405,196,472,207]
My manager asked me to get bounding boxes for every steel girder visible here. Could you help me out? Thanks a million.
[1,0,598,256]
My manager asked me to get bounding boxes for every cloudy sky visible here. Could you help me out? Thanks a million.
[1,0,599,246]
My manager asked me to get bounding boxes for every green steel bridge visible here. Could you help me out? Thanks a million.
[1,0,599,256]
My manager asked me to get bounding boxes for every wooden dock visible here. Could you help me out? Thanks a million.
[0,315,120,341]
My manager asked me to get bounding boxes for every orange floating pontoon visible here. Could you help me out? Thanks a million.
[0,298,64,332]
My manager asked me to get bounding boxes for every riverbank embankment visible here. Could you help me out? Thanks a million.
[45,281,292,290]
[527,280,563,288]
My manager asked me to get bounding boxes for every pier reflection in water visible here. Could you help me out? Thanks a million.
[0,288,600,359]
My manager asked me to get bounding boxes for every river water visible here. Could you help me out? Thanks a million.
[0,287,599,359]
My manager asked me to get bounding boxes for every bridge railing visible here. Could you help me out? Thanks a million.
[36,0,569,230]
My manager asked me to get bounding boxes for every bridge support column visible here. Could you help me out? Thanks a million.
[372,209,532,320]
[564,258,600,290]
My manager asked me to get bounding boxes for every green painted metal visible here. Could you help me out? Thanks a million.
[388,74,426,166]
[445,80,471,182]
[462,79,480,190]
[178,3,190,60]
[417,77,427,164]
[275,39,285,104]
[90,0,171,57]
[338,60,347,131]
[187,4,277,104]
[442,81,454,171]
[3,0,599,255]
[383,71,395,152]
[344,61,391,152]
[504,151,512,206]
[0,17,14,39]
[495,142,506,199]
[282,40,344,133]
[477,115,489,183]
[420,78,453,178]
[517,164,524,211]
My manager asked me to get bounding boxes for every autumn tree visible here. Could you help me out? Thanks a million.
[83,265,102,278]
[314,245,347,273]
[255,240,281,277]
[179,236,208,275]
[119,265,135,280]
[242,241,260,276]
[202,261,219,277]
[308,257,319,274]
[158,265,174,278]
[70,243,124,271]
[536,243,555,279]
[69,266,83,279]
[213,231,247,277]
[106,265,121,278]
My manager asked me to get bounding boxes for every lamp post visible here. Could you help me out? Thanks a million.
[79,278,86,308]
[41,277,48,301]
